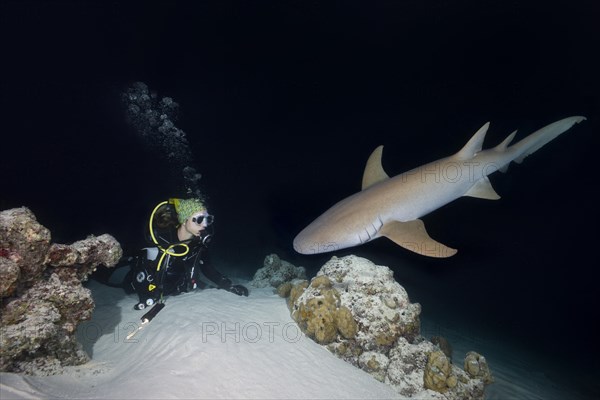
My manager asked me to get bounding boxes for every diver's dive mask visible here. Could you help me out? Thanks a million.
[192,214,214,226]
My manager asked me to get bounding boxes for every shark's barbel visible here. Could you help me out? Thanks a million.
[293,116,587,257]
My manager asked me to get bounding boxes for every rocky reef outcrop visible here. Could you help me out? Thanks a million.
[249,253,306,288]
[281,255,493,399]
[0,207,122,375]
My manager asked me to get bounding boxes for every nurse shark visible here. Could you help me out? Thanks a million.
[293,116,586,257]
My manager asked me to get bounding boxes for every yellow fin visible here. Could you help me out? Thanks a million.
[380,220,457,258]
[362,145,390,190]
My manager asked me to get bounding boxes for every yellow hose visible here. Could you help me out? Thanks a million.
[148,200,189,271]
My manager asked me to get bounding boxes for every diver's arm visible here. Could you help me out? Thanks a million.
[197,249,229,288]
[198,249,248,296]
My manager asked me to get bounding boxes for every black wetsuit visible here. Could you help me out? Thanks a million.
[128,227,234,308]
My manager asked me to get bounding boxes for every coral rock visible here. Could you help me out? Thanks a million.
[424,350,453,393]
[294,286,340,344]
[291,255,421,354]
[464,351,494,384]
[0,257,20,298]
[359,351,389,382]
[431,335,453,360]
[335,306,358,340]
[276,282,293,298]
[0,207,122,375]
[285,255,493,400]
[386,337,437,397]
[0,207,51,285]
[287,280,308,309]
[249,253,306,288]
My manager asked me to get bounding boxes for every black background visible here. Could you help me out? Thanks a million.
[1,0,599,394]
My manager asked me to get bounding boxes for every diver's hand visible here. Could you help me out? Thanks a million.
[227,284,249,297]
[217,277,248,296]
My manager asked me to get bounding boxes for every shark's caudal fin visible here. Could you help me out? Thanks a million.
[362,145,389,189]
[509,116,586,164]
[461,116,585,185]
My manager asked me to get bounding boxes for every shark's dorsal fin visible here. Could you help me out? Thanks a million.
[495,130,517,151]
[456,122,490,160]
[380,219,457,258]
[362,145,390,190]
[495,130,517,172]
[464,177,501,200]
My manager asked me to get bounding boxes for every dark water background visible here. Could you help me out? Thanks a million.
[1,1,599,397]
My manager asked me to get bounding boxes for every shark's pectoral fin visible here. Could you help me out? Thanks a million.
[380,219,457,258]
[463,177,501,200]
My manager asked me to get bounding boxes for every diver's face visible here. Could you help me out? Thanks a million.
[184,210,211,237]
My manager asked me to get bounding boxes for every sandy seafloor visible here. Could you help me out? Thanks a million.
[0,277,596,400]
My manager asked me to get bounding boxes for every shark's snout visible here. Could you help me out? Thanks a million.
[293,230,343,255]
[292,236,307,254]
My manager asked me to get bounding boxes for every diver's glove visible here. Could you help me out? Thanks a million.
[217,277,249,296]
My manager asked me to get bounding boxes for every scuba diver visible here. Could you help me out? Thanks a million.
[126,197,248,310]
[117,83,245,312]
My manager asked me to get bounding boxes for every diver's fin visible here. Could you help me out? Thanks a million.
[380,219,457,258]
[463,177,501,200]
[362,145,390,190]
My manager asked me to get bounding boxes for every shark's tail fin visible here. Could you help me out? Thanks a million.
[507,116,586,165]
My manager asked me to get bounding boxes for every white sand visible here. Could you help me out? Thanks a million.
[0,280,592,399]
[0,281,406,399]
